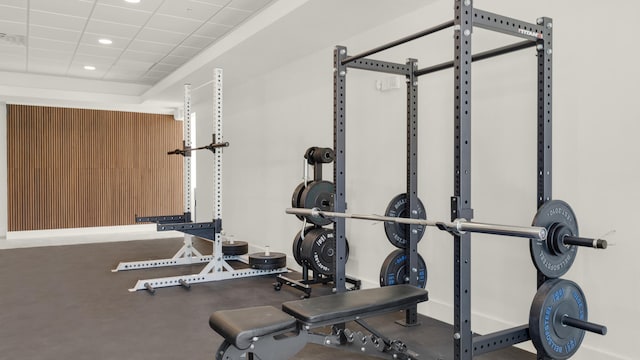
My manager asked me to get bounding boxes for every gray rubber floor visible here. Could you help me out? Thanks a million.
[0,237,533,360]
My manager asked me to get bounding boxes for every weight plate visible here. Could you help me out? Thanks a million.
[292,226,317,266]
[248,252,287,270]
[384,193,427,248]
[529,279,587,360]
[299,228,349,275]
[300,181,334,226]
[379,249,427,288]
[222,240,248,255]
[291,182,307,221]
[530,200,579,278]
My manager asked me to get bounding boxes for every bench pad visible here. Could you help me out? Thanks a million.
[282,284,428,325]
[209,305,297,349]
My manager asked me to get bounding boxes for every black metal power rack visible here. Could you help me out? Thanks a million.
[332,1,553,358]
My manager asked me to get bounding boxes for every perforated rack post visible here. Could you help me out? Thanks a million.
[332,0,553,357]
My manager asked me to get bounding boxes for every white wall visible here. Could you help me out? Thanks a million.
[193,1,637,359]
[0,103,6,239]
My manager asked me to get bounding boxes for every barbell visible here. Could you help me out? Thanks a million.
[167,141,230,156]
[286,207,548,240]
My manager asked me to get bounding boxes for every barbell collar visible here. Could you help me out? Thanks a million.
[561,316,607,335]
[562,235,607,249]
[285,208,547,240]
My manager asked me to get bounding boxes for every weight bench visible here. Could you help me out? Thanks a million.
[210,284,428,360]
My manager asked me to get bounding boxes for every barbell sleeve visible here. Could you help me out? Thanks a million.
[285,208,547,240]
[561,316,607,335]
[563,235,607,249]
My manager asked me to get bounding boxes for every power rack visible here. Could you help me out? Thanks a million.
[333,1,553,359]
[113,69,287,292]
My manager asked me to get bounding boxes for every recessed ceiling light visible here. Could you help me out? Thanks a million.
[84,65,96,71]
[98,38,112,45]
[124,0,140,3]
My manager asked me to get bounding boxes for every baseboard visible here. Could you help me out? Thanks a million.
[1,224,182,249]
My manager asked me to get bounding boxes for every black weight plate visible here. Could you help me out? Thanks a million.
[529,279,587,360]
[249,252,287,270]
[379,249,427,288]
[384,193,427,249]
[292,226,317,266]
[222,240,248,255]
[299,228,349,275]
[291,182,307,221]
[300,181,334,226]
[530,200,579,278]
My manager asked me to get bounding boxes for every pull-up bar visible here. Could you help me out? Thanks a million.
[415,39,537,76]
[341,20,455,65]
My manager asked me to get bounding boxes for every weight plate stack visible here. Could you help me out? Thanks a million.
[248,252,287,270]
[300,181,335,226]
[384,193,427,248]
[529,279,587,360]
[291,182,308,221]
[379,249,427,288]
[221,240,248,255]
[292,226,317,266]
[530,200,579,278]
[299,227,349,275]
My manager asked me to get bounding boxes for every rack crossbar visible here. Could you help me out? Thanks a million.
[341,20,455,65]
[473,8,545,41]
[416,40,536,76]
[472,325,530,356]
[346,58,411,75]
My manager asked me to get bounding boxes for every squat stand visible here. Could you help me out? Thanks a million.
[113,69,287,292]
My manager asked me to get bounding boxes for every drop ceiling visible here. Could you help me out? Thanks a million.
[0,0,435,113]
[0,0,273,84]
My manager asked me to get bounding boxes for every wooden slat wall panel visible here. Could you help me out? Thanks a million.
[7,105,183,231]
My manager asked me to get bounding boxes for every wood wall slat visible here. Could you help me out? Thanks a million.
[7,105,183,231]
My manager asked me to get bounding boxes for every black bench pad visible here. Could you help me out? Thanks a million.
[282,285,428,326]
[209,306,297,349]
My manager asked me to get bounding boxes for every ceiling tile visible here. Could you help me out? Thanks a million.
[73,53,116,66]
[149,63,178,73]
[180,34,215,48]
[103,68,147,79]
[158,54,189,66]
[156,0,223,21]
[146,14,201,34]
[209,7,251,27]
[168,45,200,58]
[29,10,87,32]
[194,22,231,38]
[30,25,82,42]
[112,58,155,71]
[96,0,164,13]
[0,43,25,57]
[0,19,27,36]
[85,19,140,38]
[29,48,73,62]
[92,3,152,27]
[0,5,26,22]
[80,32,130,49]
[76,43,124,58]
[145,69,170,78]
[0,0,27,9]
[28,57,71,75]
[228,0,272,12]
[29,0,94,18]
[0,56,27,72]
[119,49,164,63]
[67,63,108,78]
[191,0,230,7]
[29,37,77,52]
[135,28,185,46]
[127,39,175,54]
